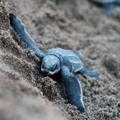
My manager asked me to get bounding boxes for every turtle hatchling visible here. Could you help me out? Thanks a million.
[94,0,120,13]
[9,13,100,113]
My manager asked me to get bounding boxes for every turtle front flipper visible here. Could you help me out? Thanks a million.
[61,66,86,113]
[9,13,45,59]
[103,3,116,13]
[80,68,100,78]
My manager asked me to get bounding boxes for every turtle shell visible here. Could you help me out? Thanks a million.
[116,0,120,3]
[95,0,115,3]
[46,48,84,73]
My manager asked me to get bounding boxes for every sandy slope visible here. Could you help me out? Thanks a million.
[0,0,120,119]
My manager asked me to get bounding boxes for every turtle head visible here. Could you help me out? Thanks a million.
[41,55,60,75]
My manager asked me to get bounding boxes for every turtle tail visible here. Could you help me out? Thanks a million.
[80,68,100,78]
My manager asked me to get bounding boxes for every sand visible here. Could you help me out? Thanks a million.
[0,0,120,119]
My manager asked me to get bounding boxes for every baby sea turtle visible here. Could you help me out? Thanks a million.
[9,13,100,113]
[94,0,120,13]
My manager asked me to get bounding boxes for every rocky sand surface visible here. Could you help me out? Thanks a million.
[0,0,120,120]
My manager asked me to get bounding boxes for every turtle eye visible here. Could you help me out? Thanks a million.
[41,64,46,70]
[51,65,57,71]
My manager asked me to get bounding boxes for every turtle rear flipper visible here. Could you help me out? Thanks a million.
[80,68,100,78]
[103,3,116,13]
